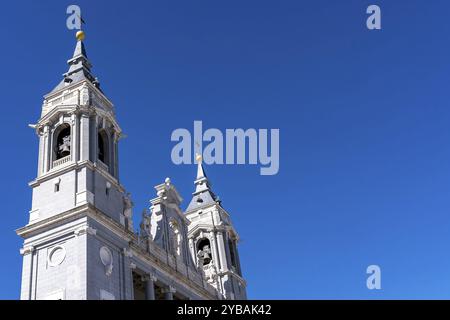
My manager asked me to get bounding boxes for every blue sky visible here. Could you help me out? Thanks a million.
[1,0,450,299]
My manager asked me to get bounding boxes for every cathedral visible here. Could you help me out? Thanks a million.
[16,30,247,300]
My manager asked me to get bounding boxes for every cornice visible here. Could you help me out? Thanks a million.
[37,104,79,128]
[184,202,219,215]
[35,103,122,137]
[187,224,228,237]
[16,203,135,243]
[16,204,90,239]
[29,160,124,193]
[44,80,114,109]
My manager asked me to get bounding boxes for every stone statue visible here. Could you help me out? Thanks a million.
[139,209,151,238]
[122,194,133,231]
[169,219,182,257]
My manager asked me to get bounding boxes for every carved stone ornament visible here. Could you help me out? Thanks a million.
[99,246,113,276]
[203,261,218,284]
[81,85,89,105]
[48,245,66,267]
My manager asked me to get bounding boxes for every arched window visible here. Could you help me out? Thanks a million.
[98,130,109,165]
[197,238,212,266]
[54,124,71,160]
[228,239,237,269]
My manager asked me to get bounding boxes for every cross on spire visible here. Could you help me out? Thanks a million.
[77,13,86,26]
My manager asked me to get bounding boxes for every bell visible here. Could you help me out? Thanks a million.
[58,136,71,157]
[202,245,212,264]
[60,143,70,153]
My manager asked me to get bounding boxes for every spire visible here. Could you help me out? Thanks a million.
[71,37,89,61]
[49,30,101,94]
[185,154,219,212]
[194,153,211,193]
[196,153,207,180]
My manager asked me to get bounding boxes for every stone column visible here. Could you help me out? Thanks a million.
[216,231,228,271]
[37,131,44,177]
[19,245,35,300]
[71,113,79,162]
[209,232,221,270]
[163,286,176,300]
[43,125,51,172]
[109,131,114,175]
[188,238,195,264]
[114,136,119,179]
[111,133,116,177]
[80,114,90,161]
[129,263,137,300]
[143,274,157,300]
[93,117,99,163]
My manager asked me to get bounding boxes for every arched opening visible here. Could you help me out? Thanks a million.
[98,130,109,165]
[228,238,237,269]
[54,124,71,160]
[196,238,212,266]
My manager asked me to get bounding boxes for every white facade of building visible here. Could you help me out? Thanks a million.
[16,33,247,300]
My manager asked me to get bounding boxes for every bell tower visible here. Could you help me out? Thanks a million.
[26,30,131,227]
[17,26,248,301]
[185,155,247,300]
[17,31,134,300]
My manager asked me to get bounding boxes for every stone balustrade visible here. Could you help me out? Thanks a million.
[52,155,70,168]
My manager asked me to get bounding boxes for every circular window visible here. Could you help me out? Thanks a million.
[48,245,66,267]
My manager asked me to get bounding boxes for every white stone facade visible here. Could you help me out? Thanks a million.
[16,34,247,300]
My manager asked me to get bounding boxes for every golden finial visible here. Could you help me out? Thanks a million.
[76,30,85,41]
[195,153,203,164]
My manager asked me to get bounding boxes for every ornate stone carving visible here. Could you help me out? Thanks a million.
[123,193,133,230]
[139,209,151,238]
[19,245,35,256]
[74,225,97,236]
[203,261,218,284]
[48,245,66,267]
[99,246,113,276]
[169,218,182,257]
[162,286,177,294]
[122,248,133,258]
[80,84,90,105]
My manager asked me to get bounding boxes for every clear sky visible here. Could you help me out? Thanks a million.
[1,0,450,299]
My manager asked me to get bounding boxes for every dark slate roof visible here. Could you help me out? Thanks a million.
[185,162,219,213]
[49,38,102,94]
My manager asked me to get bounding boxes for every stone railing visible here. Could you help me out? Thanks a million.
[52,155,70,168]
